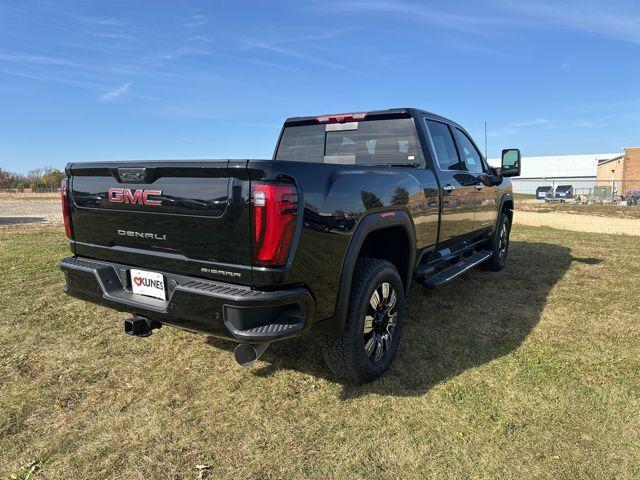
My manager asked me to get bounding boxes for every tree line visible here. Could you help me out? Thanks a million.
[0,167,65,190]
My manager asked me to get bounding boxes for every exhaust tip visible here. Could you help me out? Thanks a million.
[234,343,269,367]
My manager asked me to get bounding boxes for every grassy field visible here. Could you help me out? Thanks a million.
[1,225,640,479]
[514,193,536,201]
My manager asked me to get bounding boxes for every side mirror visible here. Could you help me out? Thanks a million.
[501,148,521,177]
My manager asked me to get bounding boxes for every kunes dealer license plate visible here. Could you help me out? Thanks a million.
[130,268,166,300]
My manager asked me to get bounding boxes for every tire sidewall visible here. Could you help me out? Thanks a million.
[494,213,511,268]
[348,262,406,380]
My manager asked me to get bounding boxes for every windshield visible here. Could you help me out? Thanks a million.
[275,118,423,166]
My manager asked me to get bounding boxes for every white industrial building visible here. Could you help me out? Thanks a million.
[487,153,620,194]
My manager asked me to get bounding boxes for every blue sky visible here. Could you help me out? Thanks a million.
[1,0,639,172]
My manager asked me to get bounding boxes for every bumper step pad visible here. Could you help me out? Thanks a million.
[60,256,314,342]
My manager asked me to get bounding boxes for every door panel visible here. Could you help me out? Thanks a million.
[424,119,477,244]
[475,182,499,231]
[438,171,477,243]
[452,127,499,233]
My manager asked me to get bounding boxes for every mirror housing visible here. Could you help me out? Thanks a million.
[501,148,521,177]
[487,174,503,186]
[478,173,503,187]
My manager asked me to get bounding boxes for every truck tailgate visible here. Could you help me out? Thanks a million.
[67,160,253,283]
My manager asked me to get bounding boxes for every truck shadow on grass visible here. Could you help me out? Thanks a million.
[208,241,602,398]
[0,216,46,225]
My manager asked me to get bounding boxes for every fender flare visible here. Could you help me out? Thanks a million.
[324,210,417,333]
[494,192,514,235]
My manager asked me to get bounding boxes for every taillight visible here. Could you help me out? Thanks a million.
[61,177,73,238]
[251,183,298,267]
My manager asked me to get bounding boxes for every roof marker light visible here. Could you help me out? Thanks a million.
[315,112,367,124]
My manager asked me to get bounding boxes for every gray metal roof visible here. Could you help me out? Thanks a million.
[488,153,620,178]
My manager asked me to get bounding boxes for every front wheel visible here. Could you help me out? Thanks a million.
[320,258,406,383]
[482,212,511,271]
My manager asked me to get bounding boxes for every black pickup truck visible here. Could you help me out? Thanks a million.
[60,108,520,383]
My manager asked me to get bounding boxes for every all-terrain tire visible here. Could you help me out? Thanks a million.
[482,212,511,271]
[320,258,406,383]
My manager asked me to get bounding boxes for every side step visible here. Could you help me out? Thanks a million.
[421,250,491,288]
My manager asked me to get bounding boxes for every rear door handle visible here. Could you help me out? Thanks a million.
[443,184,455,192]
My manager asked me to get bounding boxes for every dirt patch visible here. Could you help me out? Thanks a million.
[515,210,640,236]
[517,201,640,220]
[0,199,61,228]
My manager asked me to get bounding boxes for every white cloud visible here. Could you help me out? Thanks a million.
[0,67,105,91]
[98,82,132,102]
[489,115,622,138]
[0,52,79,66]
[315,0,640,45]
[500,0,640,45]
[316,1,508,35]
[73,15,128,28]
[182,14,208,28]
[92,32,138,41]
[489,118,550,137]
[238,29,360,72]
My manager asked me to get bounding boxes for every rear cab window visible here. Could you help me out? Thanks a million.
[275,118,424,166]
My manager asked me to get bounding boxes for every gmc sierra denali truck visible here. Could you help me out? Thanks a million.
[59,108,520,383]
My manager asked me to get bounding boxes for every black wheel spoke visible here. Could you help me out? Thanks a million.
[365,334,377,356]
[498,222,509,262]
[363,315,374,334]
[363,282,398,362]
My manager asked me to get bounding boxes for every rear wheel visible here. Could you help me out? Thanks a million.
[483,212,511,271]
[320,258,405,383]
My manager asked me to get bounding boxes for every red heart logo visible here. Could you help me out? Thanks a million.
[133,277,143,286]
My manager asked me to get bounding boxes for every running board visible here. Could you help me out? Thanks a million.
[421,250,491,288]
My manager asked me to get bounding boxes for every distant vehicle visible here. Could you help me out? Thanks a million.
[536,186,553,200]
[553,185,574,202]
[59,108,520,383]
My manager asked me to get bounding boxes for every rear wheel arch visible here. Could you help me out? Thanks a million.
[328,211,416,333]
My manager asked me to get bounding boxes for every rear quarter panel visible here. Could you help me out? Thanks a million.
[248,161,439,321]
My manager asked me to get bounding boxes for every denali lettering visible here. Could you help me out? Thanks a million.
[108,188,162,205]
[117,230,167,241]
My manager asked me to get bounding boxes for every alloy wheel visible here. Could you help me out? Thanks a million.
[363,282,398,362]
[498,222,509,263]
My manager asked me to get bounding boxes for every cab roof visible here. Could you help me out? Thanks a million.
[283,108,456,127]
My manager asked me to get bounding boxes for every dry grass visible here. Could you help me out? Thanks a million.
[1,225,639,479]
[518,200,640,219]
[0,192,60,201]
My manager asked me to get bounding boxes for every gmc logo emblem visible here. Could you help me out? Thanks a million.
[108,188,162,206]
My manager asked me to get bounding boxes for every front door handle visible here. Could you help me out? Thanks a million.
[474,182,483,191]
[443,184,455,192]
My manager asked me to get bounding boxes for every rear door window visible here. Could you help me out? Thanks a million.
[425,120,461,170]
[275,118,423,165]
